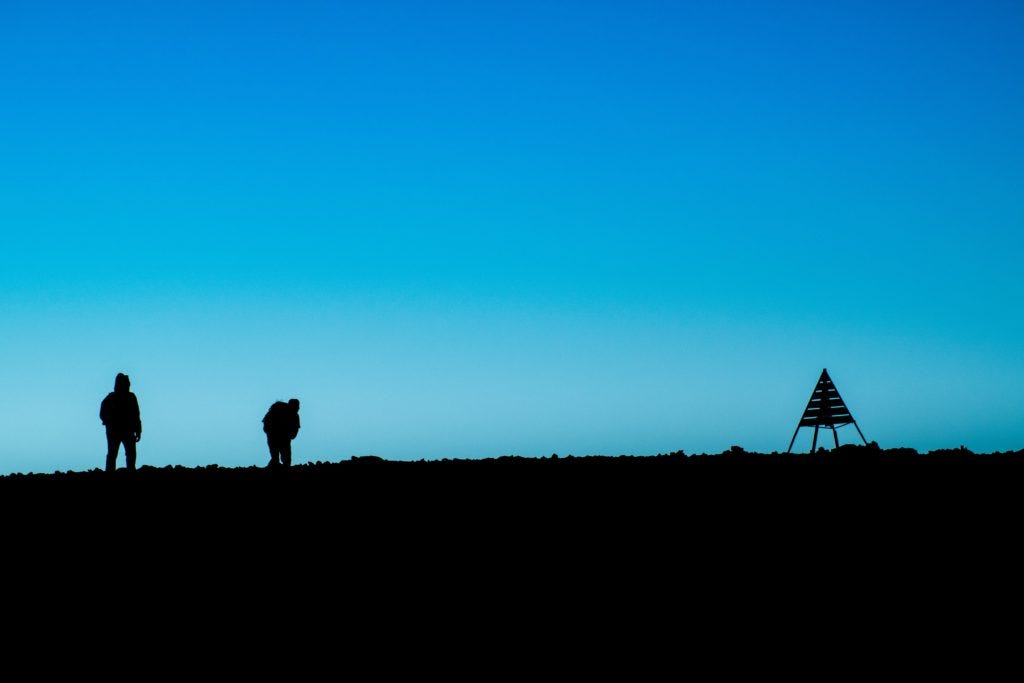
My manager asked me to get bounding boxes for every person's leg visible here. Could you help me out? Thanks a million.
[106,430,120,472]
[267,436,280,467]
[124,435,137,471]
[280,440,292,468]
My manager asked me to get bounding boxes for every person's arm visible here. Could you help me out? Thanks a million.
[132,394,142,441]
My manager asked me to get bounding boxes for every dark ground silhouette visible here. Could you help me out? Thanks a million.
[4,443,1020,665]
[5,444,1023,530]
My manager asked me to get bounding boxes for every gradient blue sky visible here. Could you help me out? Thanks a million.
[2,0,1022,474]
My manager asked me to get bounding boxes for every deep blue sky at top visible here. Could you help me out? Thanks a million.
[1,1,1022,474]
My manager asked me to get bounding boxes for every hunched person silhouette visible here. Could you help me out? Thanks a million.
[263,398,300,468]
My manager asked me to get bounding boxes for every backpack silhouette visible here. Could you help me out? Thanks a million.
[262,401,291,435]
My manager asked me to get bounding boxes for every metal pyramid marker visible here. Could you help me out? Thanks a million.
[787,368,867,453]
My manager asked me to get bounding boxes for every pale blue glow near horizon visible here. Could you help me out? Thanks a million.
[2,1,1022,474]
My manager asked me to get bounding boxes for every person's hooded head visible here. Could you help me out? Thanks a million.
[288,398,300,413]
[114,373,131,393]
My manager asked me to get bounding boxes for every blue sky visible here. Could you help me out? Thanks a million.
[1,1,1022,473]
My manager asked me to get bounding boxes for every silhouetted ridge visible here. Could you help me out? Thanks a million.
[5,445,1020,617]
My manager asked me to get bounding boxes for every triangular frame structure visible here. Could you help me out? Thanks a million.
[787,368,867,453]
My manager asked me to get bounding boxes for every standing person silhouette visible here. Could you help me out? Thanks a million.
[100,373,142,472]
[263,398,300,468]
